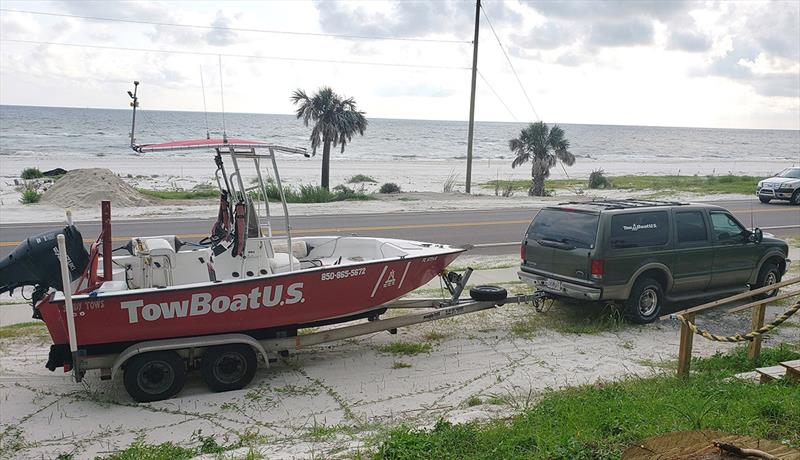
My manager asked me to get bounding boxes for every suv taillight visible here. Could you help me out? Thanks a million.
[520,243,525,262]
[590,259,604,280]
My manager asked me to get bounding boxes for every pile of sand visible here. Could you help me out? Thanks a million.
[41,168,157,208]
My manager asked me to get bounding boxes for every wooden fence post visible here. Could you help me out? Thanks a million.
[747,302,767,360]
[677,313,695,378]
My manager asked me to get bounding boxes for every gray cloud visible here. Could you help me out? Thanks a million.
[700,1,799,97]
[522,0,690,21]
[204,11,239,47]
[588,19,654,47]
[511,22,577,50]
[668,29,711,52]
[57,1,241,47]
[315,0,521,39]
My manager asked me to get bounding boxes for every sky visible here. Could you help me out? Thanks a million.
[0,0,798,129]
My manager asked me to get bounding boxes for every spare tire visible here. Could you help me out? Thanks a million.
[469,285,507,301]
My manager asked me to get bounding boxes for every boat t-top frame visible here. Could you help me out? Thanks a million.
[127,81,308,272]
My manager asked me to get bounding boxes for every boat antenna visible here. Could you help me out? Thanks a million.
[127,81,139,150]
[218,55,227,143]
[200,65,210,140]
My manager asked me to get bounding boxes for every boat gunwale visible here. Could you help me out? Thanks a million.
[48,245,466,304]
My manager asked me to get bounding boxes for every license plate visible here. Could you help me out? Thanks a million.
[544,278,562,291]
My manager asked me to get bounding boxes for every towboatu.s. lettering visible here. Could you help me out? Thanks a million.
[121,282,304,323]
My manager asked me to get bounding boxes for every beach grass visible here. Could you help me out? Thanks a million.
[137,188,219,200]
[347,174,378,184]
[370,344,800,459]
[0,321,48,339]
[139,184,374,203]
[482,174,762,195]
[378,342,432,356]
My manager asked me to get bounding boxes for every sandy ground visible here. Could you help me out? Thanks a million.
[1,251,798,459]
[0,154,788,223]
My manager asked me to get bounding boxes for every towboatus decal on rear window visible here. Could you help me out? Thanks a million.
[120,282,304,323]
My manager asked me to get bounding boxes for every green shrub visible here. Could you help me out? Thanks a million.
[332,184,373,201]
[588,169,611,189]
[19,186,41,204]
[347,174,377,183]
[20,167,43,180]
[379,182,402,194]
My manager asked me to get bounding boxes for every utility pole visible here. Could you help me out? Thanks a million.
[465,0,480,194]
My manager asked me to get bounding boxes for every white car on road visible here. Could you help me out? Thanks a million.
[757,167,800,205]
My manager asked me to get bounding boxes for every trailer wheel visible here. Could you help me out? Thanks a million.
[124,351,186,403]
[469,285,507,302]
[201,344,257,393]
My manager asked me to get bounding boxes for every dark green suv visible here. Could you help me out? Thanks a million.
[518,200,791,323]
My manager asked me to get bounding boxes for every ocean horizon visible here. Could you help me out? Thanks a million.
[1,104,798,164]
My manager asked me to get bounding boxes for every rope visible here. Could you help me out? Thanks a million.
[676,300,800,342]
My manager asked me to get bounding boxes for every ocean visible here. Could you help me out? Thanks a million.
[1,105,798,164]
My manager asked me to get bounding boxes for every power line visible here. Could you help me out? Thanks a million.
[477,69,518,122]
[480,4,540,121]
[0,8,471,44]
[1,38,471,70]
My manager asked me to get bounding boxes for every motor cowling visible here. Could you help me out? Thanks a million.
[0,225,89,295]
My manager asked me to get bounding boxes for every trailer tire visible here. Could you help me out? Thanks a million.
[124,351,186,403]
[469,285,507,302]
[201,344,257,393]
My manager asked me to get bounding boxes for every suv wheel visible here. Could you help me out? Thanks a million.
[752,263,781,300]
[758,196,771,204]
[791,190,800,205]
[624,277,663,324]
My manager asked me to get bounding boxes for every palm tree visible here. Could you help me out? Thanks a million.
[509,121,575,196]
[291,87,368,190]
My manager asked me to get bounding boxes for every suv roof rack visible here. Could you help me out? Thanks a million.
[557,199,689,210]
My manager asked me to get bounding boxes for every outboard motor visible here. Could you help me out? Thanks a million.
[0,225,89,312]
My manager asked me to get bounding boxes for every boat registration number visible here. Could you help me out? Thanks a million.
[544,278,562,291]
[321,267,367,281]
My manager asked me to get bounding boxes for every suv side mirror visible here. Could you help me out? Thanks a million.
[749,228,763,243]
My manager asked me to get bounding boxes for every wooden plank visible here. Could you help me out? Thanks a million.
[677,313,695,378]
[726,291,799,314]
[756,365,786,384]
[747,302,767,360]
[659,276,800,321]
[780,360,800,383]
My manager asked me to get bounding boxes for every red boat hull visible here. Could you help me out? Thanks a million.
[38,251,462,348]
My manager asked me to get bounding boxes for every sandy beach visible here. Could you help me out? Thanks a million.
[1,153,793,223]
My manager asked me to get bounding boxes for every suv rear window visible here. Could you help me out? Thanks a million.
[527,208,599,249]
[610,211,669,248]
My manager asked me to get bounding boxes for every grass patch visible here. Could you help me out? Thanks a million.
[511,302,626,337]
[20,167,43,180]
[19,186,41,204]
[347,174,378,183]
[481,174,762,195]
[372,345,800,459]
[0,322,47,339]
[692,343,800,373]
[422,331,448,342]
[392,361,412,369]
[100,439,197,460]
[141,183,375,203]
[378,342,432,356]
[379,182,402,194]
[464,395,482,407]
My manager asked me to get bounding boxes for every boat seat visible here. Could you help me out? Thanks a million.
[95,281,129,293]
[270,253,300,273]
[272,240,309,259]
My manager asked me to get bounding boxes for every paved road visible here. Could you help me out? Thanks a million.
[1,199,797,257]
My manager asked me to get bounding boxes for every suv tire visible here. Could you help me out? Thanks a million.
[759,196,771,204]
[752,263,781,300]
[624,277,663,324]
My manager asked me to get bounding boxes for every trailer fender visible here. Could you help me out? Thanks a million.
[111,333,270,379]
